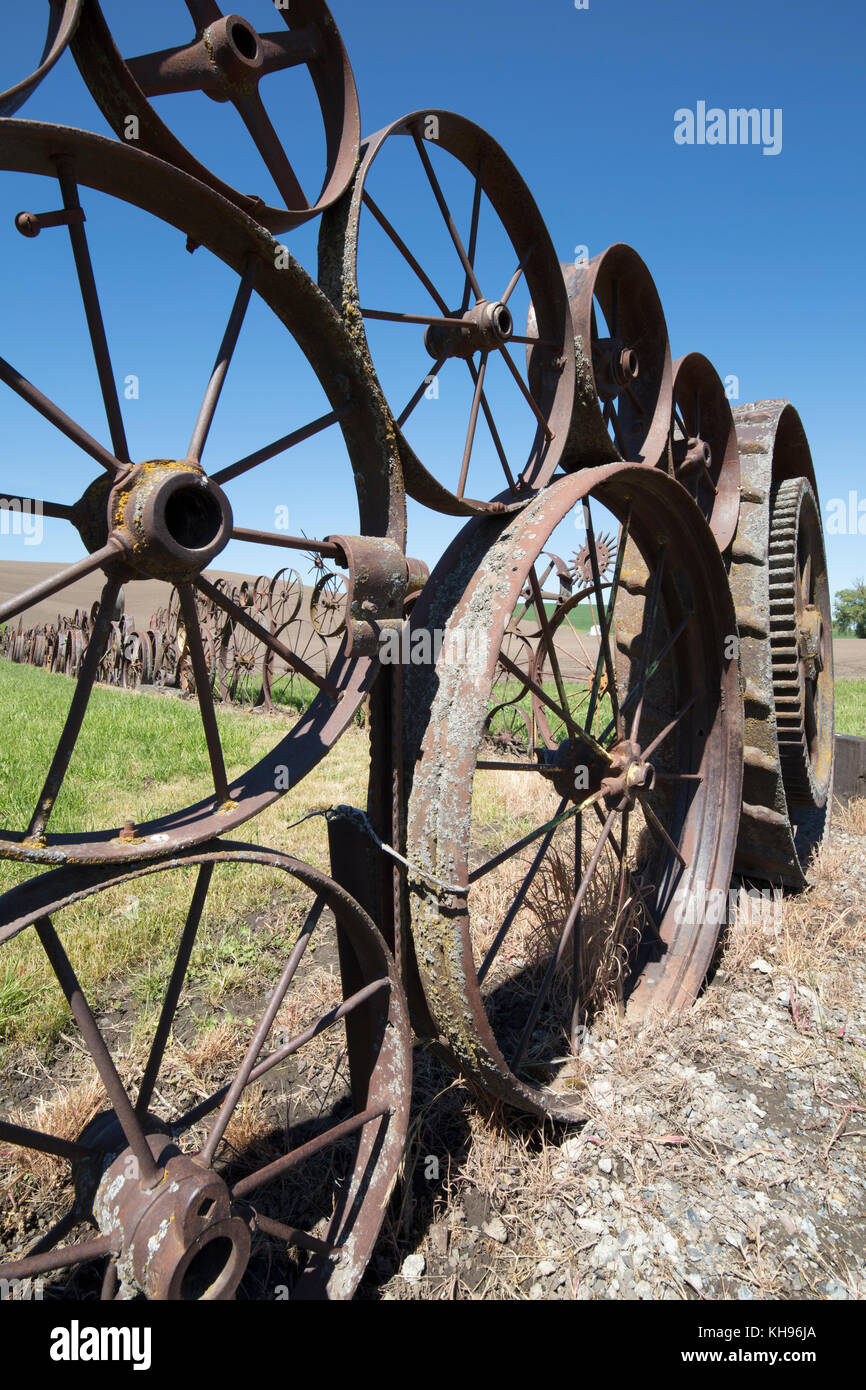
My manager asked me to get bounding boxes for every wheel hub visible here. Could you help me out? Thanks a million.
[600,739,656,809]
[674,435,713,479]
[93,1131,251,1301]
[424,299,514,360]
[594,339,639,400]
[202,16,265,94]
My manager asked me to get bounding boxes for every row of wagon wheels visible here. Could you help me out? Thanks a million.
[0,1,835,1299]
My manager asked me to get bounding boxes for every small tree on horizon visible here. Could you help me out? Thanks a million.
[834,580,866,637]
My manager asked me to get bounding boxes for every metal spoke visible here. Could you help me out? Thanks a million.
[464,356,518,492]
[0,1234,115,1284]
[211,407,348,486]
[529,566,580,744]
[500,242,536,307]
[54,158,129,463]
[412,130,483,302]
[199,895,326,1166]
[640,797,686,867]
[469,790,606,885]
[230,528,340,559]
[398,357,446,427]
[497,649,610,764]
[629,544,667,744]
[361,192,450,316]
[582,497,621,736]
[251,1212,333,1257]
[477,801,567,984]
[641,693,698,762]
[512,809,617,1070]
[0,495,73,521]
[599,613,691,747]
[461,169,484,313]
[178,585,229,803]
[0,354,122,475]
[497,343,553,438]
[0,1119,92,1164]
[457,351,488,498]
[137,863,215,1116]
[26,574,122,841]
[232,1103,391,1200]
[172,978,389,1134]
[361,307,467,330]
[183,0,223,26]
[188,259,254,462]
[127,39,214,97]
[33,916,160,1184]
[0,541,123,628]
[234,89,308,209]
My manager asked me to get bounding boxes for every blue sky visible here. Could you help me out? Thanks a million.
[1,0,864,599]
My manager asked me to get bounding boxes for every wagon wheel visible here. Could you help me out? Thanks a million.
[728,402,834,887]
[0,121,403,866]
[0,0,82,116]
[310,570,347,638]
[483,630,535,753]
[262,622,330,716]
[536,244,672,470]
[404,466,743,1118]
[0,843,411,1300]
[319,109,576,515]
[268,567,304,627]
[218,618,264,708]
[671,354,740,552]
[71,0,360,234]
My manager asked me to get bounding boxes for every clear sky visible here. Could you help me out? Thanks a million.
[1,0,864,601]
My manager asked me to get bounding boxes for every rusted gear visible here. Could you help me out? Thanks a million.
[0,121,405,866]
[0,844,411,1301]
[768,477,833,808]
[404,466,744,1119]
[670,354,741,552]
[572,531,615,586]
[728,402,834,887]
[0,1,83,116]
[319,109,576,515]
[70,0,361,233]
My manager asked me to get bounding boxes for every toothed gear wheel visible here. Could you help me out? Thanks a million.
[572,531,615,585]
[769,477,834,808]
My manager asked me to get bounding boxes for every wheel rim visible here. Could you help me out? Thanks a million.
[405,467,743,1118]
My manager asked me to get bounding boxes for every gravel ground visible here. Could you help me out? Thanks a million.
[363,802,866,1301]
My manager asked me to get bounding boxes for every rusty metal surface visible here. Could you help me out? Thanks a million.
[403,466,744,1118]
[0,842,412,1301]
[670,353,741,553]
[536,244,673,472]
[729,401,834,886]
[70,0,361,233]
[319,109,576,515]
[0,1,83,117]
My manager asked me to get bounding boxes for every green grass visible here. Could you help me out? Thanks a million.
[836,681,865,737]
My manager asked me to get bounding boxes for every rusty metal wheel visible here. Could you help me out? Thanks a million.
[0,1,83,116]
[0,843,411,1300]
[310,570,347,638]
[71,0,360,233]
[671,353,740,552]
[538,244,672,470]
[729,402,834,887]
[319,109,576,515]
[268,567,303,627]
[261,621,330,716]
[0,121,404,866]
[218,618,264,707]
[404,467,743,1118]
